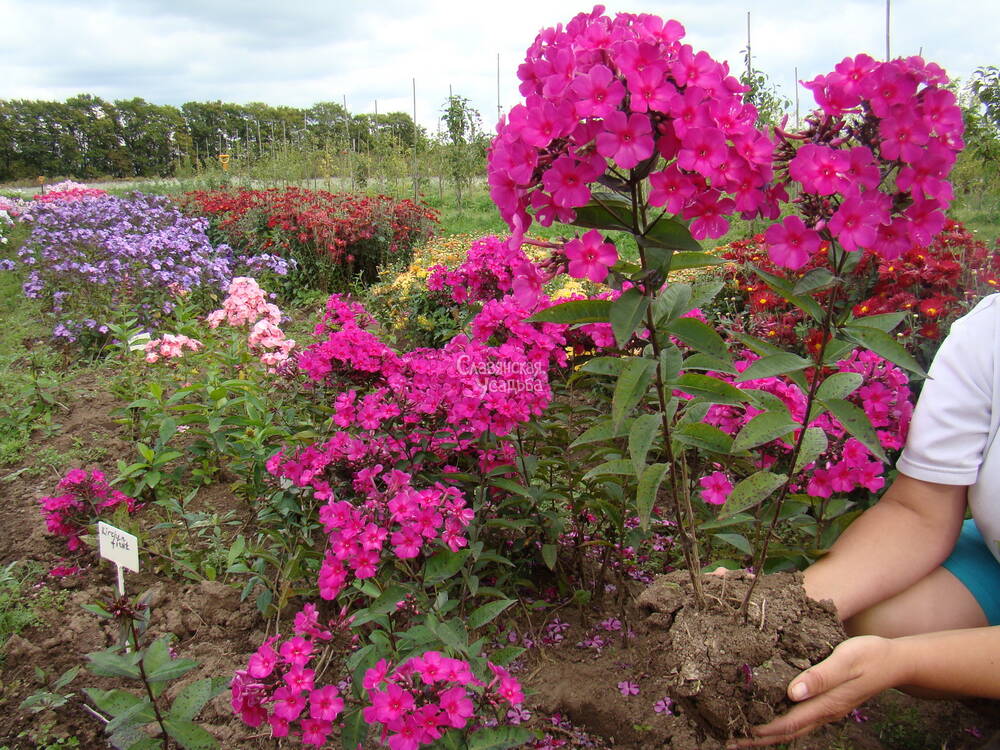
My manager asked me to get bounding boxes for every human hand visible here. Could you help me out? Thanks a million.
[726,635,902,748]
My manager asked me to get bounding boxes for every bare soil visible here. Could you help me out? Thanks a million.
[2,373,999,748]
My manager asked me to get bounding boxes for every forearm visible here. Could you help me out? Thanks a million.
[894,626,1000,698]
[803,475,965,620]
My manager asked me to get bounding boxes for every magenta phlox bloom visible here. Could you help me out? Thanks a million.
[764,215,822,270]
[698,471,733,506]
[564,229,618,282]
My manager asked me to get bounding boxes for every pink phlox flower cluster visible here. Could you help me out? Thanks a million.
[32,181,108,203]
[770,55,964,268]
[38,469,139,551]
[699,348,911,502]
[248,319,296,370]
[361,654,522,750]
[231,607,342,743]
[315,476,471,600]
[206,276,295,370]
[207,276,282,328]
[143,333,203,363]
[490,7,779,247]
[0,195,30,218]
[698,470,733,506]
[427,235,541,305]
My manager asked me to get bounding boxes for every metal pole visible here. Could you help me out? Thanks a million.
[497,53,501,122]
[746,11,752,81]
[885,0,891,60]
[794,66,800,129]
[412,77,418,202]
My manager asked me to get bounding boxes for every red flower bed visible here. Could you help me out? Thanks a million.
[182,187,439,290]
[718,219,1000,362]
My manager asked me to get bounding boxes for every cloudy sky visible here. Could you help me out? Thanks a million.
[1,0,997,131]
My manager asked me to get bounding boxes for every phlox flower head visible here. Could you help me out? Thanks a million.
[698,471,733,506]
[564,230,618,283]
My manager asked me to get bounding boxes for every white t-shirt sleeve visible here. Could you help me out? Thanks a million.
[896,295,1000,486]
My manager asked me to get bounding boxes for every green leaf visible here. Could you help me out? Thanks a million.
[841,324,927,377]
[156,419,178,450]
[667,251,727,271]
[84,688,148,719]
[528,299,611,325]
[673,423,734,454]
[628,413,661,475]
[665,317,731,361]
[735,352,813,382]
[582,459,634,481]
[136,443,155,464]
[467,600,516,631]
[674,373,746,405]
[636,463,670,530]
[652,283,692,327]
[659,343,683,381]
[541,543,557,571]
[577,356,624,377]
[367,585,409,617]
[488,646,526,666]
[713,533,752,556]
[820,397,888,462]
[569,418,629,448]
[610,287,650,347]
[682,352,738,375]
[468,726,535,750]
[146,658,198,684]
[791,267,838,296]
[570,192,634,231]
[643,215,703,253]
[730,411,797,453]
[162,718,218,750]
[611,357,655,429]
[690,280,725,310]
[489,477,533,498]
[720,471,788,518]
[424,550,471,584]
[167,677,227,722]
[141,637,172,678]
[815,372,864,402]
[86,649,142,680]
[793,427,829,474]
[106,697,156,734]
[849,311,908,332]
[341,709,368,750]
[426,616,467,651]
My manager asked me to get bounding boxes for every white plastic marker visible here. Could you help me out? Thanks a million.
[97,521,139,596]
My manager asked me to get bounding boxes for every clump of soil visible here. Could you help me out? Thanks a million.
[530,570,844,748]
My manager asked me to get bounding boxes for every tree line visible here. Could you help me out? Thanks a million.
[0,95,430,182]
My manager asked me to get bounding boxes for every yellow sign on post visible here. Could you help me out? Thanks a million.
[218,153,231,171]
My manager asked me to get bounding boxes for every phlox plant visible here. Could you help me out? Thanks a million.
[241,235,623,744]
[117,276,298,503]
[232,603,526,749]
[38,468,140,553]
[183,187,439,296]
[11,192,290,350]
[31,180,108,203]
[487,6,964,614]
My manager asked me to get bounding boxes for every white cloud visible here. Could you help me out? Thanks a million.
[0,0,997,131]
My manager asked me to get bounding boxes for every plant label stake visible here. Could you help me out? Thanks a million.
[97,521,139,596]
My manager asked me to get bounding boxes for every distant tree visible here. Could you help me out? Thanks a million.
[439,94,488,207]
[739,49,791,128]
